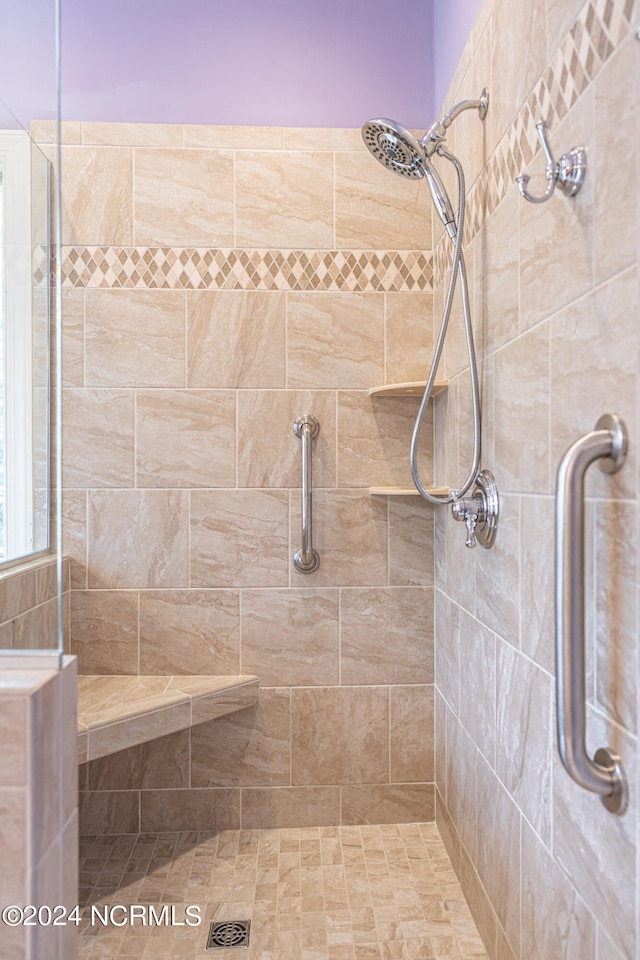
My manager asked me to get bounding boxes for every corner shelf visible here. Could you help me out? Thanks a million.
[368,379,448,398]
[369,485,449,497]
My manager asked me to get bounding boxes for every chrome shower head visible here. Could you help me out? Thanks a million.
[361,118,426,180]
[362,115,457,238]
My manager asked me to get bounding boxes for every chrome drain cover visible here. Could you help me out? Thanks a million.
[206,920,251,950]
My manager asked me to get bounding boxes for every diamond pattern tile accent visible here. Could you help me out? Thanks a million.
[61,247,434,293]
[432,0,636,285]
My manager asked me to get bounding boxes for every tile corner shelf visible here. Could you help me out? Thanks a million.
[77,674,260,764]
[368,379,448,398]
[369,485,449,497]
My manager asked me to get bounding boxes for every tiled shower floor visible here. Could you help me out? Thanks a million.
[78,823,488,959]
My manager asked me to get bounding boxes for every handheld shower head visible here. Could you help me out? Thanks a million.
[361,118,425,180]
[361,116,457,238]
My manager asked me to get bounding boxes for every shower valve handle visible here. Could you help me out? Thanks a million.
[451,471,499,551]
[451,497,480,549]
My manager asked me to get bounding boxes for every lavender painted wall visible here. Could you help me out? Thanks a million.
[0,0,482,132]
[0,0,57,127]
[58,0,434,128]
[433,0,483,112]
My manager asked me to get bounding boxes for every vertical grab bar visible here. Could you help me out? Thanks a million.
[293,415,320,574]
[555,413,629,815]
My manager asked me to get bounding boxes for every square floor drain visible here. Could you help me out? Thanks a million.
[206,920,251,950]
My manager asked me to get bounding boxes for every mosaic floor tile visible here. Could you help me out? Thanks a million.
[77,824,488,959]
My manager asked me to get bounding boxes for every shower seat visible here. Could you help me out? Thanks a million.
[76,673,259,764]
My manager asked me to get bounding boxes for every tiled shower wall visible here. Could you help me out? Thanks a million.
[48,122,442,832]
[431,1,639,958]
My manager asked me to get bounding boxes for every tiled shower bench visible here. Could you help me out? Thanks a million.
[77,674,259,763]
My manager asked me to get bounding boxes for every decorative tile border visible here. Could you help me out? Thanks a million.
[60,246,434,293]
[433,0,636,284]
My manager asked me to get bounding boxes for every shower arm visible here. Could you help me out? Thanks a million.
[420,88,489,157]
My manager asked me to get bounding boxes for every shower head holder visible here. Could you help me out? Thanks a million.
[420,87,489,157]
[516,121,587,203]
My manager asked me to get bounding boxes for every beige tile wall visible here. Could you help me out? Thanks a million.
[48,122,439,831]
[0,658,78,960]
[431,1,639,958]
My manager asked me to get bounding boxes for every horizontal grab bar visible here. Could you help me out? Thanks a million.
[555,413,628,815]
[293,415,319,574]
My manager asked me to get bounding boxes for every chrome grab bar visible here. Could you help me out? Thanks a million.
[555,413,629,815]
[293,415,320,574]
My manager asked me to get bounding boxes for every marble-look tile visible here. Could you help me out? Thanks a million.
[12,599,59,650]
[191,688,290,787]
[459,609,496,768]
[89,701,191,760]
[341,784,435,825]
[188,678,259,726]
[594,37,638,285]
[389,686,434,784]
[240,588,339,686]
[88,489,189,589]
[187,290,286,388]
[496,640,552,847]
[134,148,234,246]
[435,591,460,715]
[82,122,183,146]
[435,691,448,805]
[30,119,82,144]
[62,388,134,488]
[287,292,384,389]
[135,389,236,488]
[140,788,241,832]
[338,392,433,489]
[61,288,84,387]
[519,494,555,673]
[139,589,239,675]
[475,753,521,956]
[388,498,434,587]
[436,786,461,877]
[282,128,365,151]
[476,185,519,356]
[442,481,477,615]
[60,145,132,244]
[519,89,594,332]
[521,817,596,960]
[0,788,27,904]
[242,787,341,830]
[237,390,336,488]
[85,288,185,388]
[291,687,389,785]
[545,0,586,60]
[335,152,432,249]
[185,125,283,149]
[70,590,139,675]
[340,587,434,685]
[291,491,387,587]
[0,569,38,622]
[190,490,289,588]
[550,267,637,502]
[60,658,78,825]
[458,843,498,960]
[235,151,333,248]
[0,698,27,785]
[87,730,190,790]
[475,493,520,647]
[384,293,434,385]
[61,812,78,960]
[594,500,637,735]
[493,322,551,494]
[62,491,87,589]
[78,789,140,835]
[487,0,546,149]
[447,716,479,864]
[553,710,636,960]
[32,674,62,860]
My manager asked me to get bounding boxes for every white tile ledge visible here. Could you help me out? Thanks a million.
[77,674,259,764]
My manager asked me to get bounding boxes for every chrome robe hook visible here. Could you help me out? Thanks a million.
[516,121,587,203]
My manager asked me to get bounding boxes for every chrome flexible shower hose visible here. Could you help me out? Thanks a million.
[409,148,481,505]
